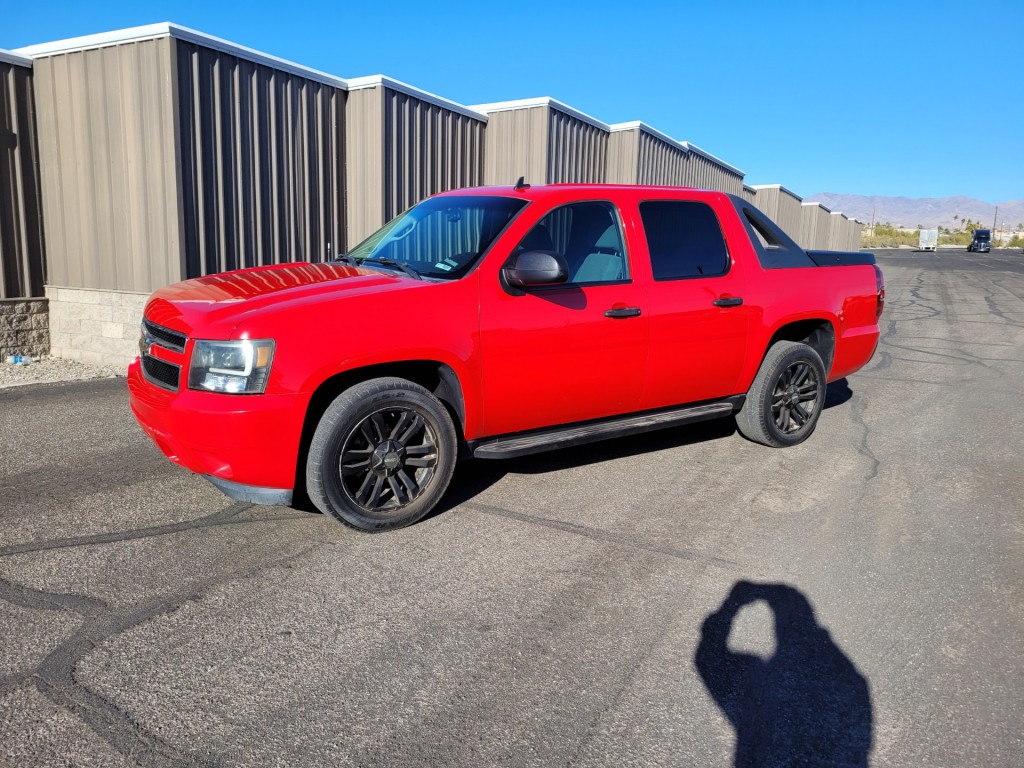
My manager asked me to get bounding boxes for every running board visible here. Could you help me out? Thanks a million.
[471,398,742,460]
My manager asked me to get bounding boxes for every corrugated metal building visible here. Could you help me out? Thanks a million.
[344,76,485,245]
[800,202,833,251]
[606,122,689,186]
[741,184,757,204]
[679,142,745,195]
[20,23,350,293]
[0,49,44,300]
[13,24,491,364]
[829,212,848,252]
[472,98,608,186]
[750,185,803,244]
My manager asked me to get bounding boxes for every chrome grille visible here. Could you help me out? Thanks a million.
[140,318,186,391]
[142,319,186,352]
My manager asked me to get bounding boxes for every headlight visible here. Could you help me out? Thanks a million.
[188,339,275,394]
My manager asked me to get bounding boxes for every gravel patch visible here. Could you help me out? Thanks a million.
[0,357,125,390]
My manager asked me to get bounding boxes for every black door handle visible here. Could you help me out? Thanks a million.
[712,297,744,307]
[604,306,642,319]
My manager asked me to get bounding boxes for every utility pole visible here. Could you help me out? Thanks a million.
[992,205,998,235]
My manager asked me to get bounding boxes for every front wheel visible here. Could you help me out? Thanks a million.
[306,378,458,532]
[735,341,827,448]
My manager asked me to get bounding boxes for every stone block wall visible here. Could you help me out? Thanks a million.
[0,299,49,360]
[46,286,149,370]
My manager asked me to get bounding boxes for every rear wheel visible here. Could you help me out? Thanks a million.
[735,341,826,447]
[306,378,457,532]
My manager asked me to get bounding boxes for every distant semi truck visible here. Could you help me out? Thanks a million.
[919,229,938,251]
[968,229,991,253]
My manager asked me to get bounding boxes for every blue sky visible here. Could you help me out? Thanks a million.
[5,0,1022,202]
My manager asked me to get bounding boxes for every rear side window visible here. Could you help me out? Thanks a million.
[639,201,729,280]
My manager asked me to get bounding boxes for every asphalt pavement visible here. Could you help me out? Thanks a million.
[1,249,1021,766]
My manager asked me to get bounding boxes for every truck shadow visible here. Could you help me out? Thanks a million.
[694,581,873,767]
[824,377,854,409]
[433,417,737,517]
[436,378,857,518]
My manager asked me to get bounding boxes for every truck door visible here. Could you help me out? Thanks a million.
[635,199,752,408]
[478,200,649,437]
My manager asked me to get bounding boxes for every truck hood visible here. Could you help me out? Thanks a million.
[144,262,419,337]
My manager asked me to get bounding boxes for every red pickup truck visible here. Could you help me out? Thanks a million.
[129,184,883,531]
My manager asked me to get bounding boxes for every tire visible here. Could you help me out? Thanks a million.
[735,341,827,448]
[306,378,458,532]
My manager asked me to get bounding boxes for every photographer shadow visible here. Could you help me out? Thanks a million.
[694,581,873,767]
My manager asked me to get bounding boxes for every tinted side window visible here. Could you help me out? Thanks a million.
[516,201,628,284]
[639,201,729,280]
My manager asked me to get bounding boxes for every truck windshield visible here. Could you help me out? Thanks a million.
[346,196,527,279]
[974,231,991,241]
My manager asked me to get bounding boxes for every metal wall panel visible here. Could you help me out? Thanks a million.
[638,131,687,186]
[606,128,638,184]
[32,38,181,292]
[683,151,743,194]
[799,203,832,250]
[0,59,45,298]
[828,212,846,251]
[751,186,802,243]
[741,186,757,204]
[609,127,689,186]
[481,104,607,187]
[382,87,484,223]
[176,40,346,278]
[481,106,551,187]
[347,85,485,245]
[547,108,607,184]
[849,219,863,250]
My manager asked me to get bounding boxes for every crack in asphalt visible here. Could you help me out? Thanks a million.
[0,536,323,767]
[0,503,313,559]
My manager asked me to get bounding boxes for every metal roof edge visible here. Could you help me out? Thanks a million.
[750,183,802,200]
[679,142,745,177]
[167,24,349,89]
[829,211,849,219]
[13,23,173,56]
[802,201,832,213]
[470,97,609,131]
[345,75,487,121]
[609,121,688,153]
[14,22,351,91]
[743,184,756,193]
[0,49,34,67]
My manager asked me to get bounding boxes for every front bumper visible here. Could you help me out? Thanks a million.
[128,358,305,498]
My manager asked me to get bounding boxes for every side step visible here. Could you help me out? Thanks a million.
[471,398,742,460]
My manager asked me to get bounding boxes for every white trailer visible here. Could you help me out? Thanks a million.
[919,229,938,251]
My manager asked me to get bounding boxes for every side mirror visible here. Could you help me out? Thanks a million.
[502,250,568,288]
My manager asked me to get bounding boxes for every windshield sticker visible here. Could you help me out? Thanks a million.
[435,262,453,272]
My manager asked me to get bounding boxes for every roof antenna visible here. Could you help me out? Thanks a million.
[514,176,530,191]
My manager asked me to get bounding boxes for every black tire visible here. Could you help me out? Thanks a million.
[306,378,458,532]
[735,341,827,448]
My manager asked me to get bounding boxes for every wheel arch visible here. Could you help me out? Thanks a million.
[292,360,468,507]
[764,318,836,375]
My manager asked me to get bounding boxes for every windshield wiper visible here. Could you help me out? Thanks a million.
[357,257,423,280]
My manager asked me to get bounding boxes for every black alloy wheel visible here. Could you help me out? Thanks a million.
[307,378,458,532]
[339,406,438,512]
[770,359,821,436]
[735,341,827,448]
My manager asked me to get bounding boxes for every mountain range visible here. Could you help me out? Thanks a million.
[803,193,1024,231]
